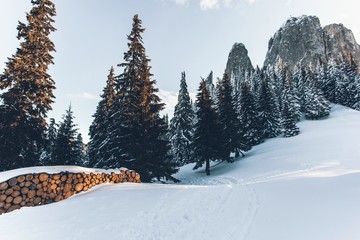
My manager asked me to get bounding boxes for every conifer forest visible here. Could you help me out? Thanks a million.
[0,0,359,182]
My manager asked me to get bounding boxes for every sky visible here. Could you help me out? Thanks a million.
[0,0,359,142]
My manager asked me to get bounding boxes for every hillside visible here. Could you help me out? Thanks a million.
[0,105,360,240]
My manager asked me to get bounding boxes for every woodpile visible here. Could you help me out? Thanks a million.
[0,169,140,215]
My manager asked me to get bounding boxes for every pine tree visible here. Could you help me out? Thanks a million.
[282,75,301,121]
[215,71,240,160]
[112,15,177,181]
[52,106,79,165]
[74,133,86,166]
[326,58,342,103]
[41,118,58,165]
[304,71,331,120]
[169,72,195,166]
[192,80,221,175]
[237,81,260,149]
[258,76,281,139]
[0,0,56,171]
[88,67,116,167]
[282,100,300,137]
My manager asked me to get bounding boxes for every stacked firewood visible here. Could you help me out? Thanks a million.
[0,169,140,215]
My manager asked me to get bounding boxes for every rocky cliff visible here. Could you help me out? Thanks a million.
[264,15,360,70]
[225,43,254,89]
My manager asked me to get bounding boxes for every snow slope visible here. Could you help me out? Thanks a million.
[1,105,360,240]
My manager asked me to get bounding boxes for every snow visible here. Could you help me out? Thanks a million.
[1,104,360,240]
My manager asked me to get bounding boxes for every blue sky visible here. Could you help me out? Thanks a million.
[0,0,359,142]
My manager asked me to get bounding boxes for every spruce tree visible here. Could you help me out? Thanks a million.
[304,71,331,120]
[215,71,240,160]
[41,118,58,165]
[169,72,195,166]
[192,80,221,175]
[52,106,80,165]
[282,100,300,137]
[0,0,56,170]
[88,67,116,167]
[113,15,177,181]
[258,76,281,138]
[237,81,260,149]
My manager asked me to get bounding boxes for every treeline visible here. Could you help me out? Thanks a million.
[0,0,359,182]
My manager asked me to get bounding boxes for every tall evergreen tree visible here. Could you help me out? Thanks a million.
[0,0,56,171]
[192,80,221,175]
[88,67,116,167]
[304,71,331,120]
[237,81,261,148]
[52,106,80,165]
[258,76,281,138]
[110,15,177,181]
[41,118,58,165]
[281,100,300,137]
[215,71,240,160]
[169,72,195,166]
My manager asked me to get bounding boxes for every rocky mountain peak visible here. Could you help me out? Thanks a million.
[225,43,254,89]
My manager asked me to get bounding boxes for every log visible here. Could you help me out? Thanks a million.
[0,182,8,190]
[75,183,83,192]
[28,190,36,198]
[34,197,42,205]
[0,194,7,202]
[0,202,4,208]
[54,195,63,202]
[17,175,25,183]
[20,201,26,206]
[0,208,6,214]
[32,178,39,185]
[8,178,17,186]
[64,191,73,199]
[7,205,20,213]
[5,196,13,203]
[13,196,22,205]
[25,181,32,188]
[53,174,60,180]
[49,192,56,199]
[39,173,49,182]
[35,189,43,197]
[60,175,67,182]
[12,185,20,191]
[4,203,11,209]
[21,187,29,195]
[11,191,20,198]
[135,174,140,181]
[50,184,57,190]
[26,174,33,181]
[5,189,13,195]
[19,182,25,187]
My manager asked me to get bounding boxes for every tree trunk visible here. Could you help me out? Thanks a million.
[206,159,210,176]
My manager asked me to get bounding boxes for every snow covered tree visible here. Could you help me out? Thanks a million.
[74,133,86,166]
[215,71,240,160]
[112,15,177,181]
[192,80,221,176]
[169,72,195,166]
[237,81,261,149]
[88,67,116,168]
[51,106,80,165]
[281,100,300,137]
[304,71,331,120]
[0,0,56,171]
[41,118,58,165]
[326,58,342,103]
[258,76,281,138]
[282,75,301,121]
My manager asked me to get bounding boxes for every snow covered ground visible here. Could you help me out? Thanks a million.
[1,105,360,240]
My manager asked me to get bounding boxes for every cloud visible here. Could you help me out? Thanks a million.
[158,89,195,119]
[69,92,100,101]
[200,0,220,10]
[173,0,189,5]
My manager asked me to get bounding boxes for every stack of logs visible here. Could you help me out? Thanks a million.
[0,169,140,215]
